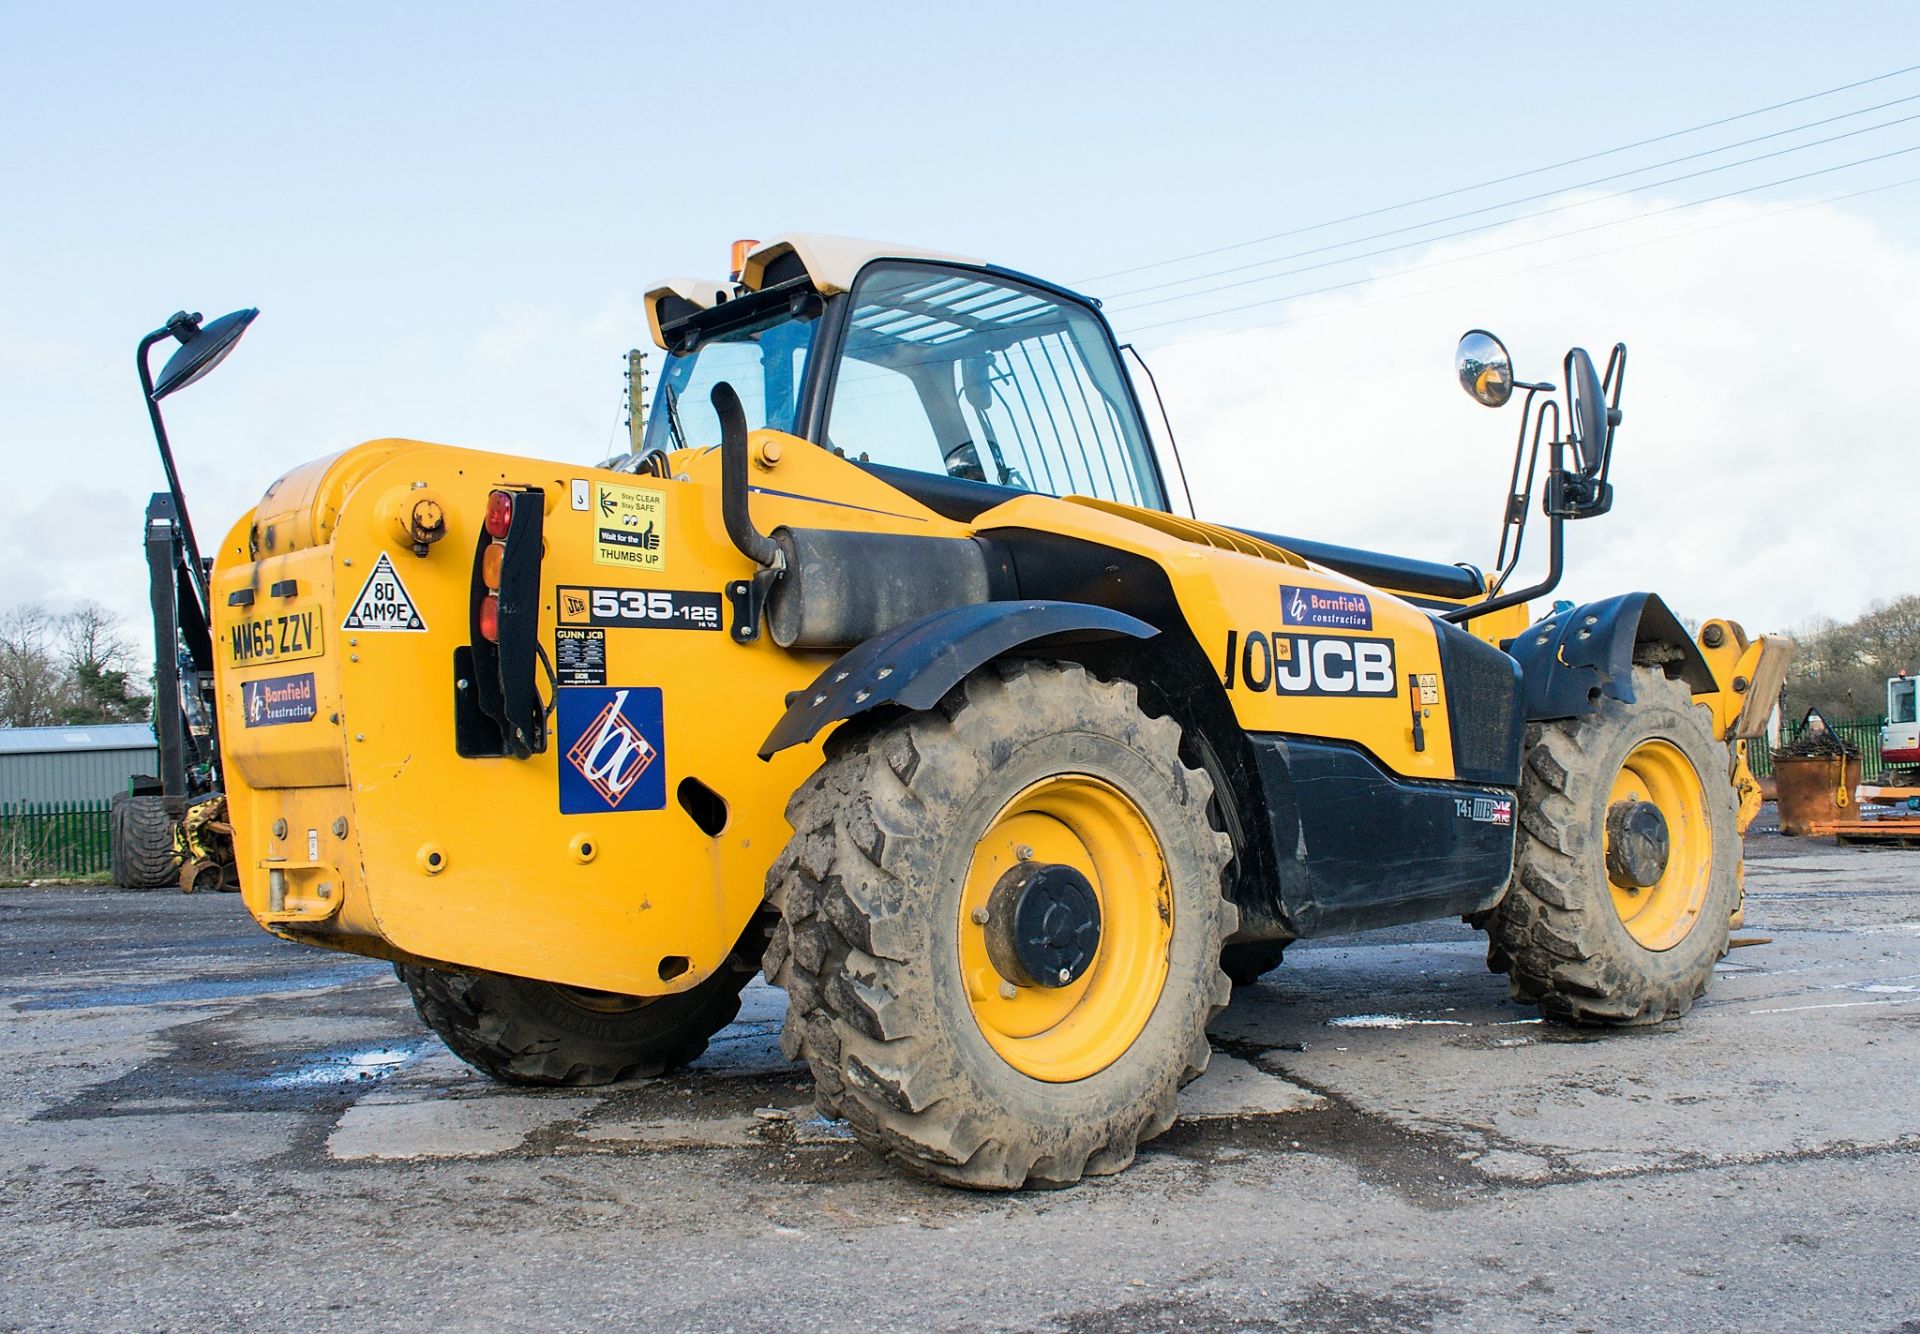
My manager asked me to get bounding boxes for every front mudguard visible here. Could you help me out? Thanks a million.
[1509,592,1715,723]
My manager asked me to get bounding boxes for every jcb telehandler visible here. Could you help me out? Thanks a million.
[181,235,1790,1189]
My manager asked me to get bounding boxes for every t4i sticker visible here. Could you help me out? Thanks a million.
[558,686,666,813]
[241,672,317,727]
[342,552,426,631]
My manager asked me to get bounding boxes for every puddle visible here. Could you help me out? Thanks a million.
[1327,1014,1471,1029]
[261,1044,420,1089]
[13,961,389,1011]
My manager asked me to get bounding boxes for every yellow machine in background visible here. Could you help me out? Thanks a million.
[188,235,1788,1188]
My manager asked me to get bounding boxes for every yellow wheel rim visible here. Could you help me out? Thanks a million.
[957,774,1173,1083]
[1605,739,1712,951]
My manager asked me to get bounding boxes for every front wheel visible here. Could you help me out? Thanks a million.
[764,660,1236,1190]
[1488,666,1738,1024]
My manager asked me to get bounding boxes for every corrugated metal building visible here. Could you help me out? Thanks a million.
[0,725,159,804]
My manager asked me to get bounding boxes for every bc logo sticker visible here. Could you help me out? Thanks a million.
[1280,585,1372,631]
[593,482,667,570]
[242,672,317,727]
[558,687,666,813]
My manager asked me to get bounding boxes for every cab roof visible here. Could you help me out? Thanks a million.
[644,232,985,350]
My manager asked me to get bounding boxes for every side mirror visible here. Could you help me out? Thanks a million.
[1565,346,1610,474]
[1455,329,1513,408]
[152,308,259,400]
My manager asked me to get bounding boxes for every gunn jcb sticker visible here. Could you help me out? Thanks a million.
[1222,631,1398,697]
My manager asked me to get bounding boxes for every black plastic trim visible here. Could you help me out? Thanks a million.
[758,599,1157,757]
[1232,525,1487,600]
[1245,733,1516,938]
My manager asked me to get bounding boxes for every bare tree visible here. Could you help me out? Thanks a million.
[0,605,68,728]
[0,602,151,728]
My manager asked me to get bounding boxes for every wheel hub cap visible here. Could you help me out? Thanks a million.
[985,862,1102,988]
[1605,798,1670,889]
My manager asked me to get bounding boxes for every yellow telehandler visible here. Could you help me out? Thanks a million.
[165,235,1790,1188]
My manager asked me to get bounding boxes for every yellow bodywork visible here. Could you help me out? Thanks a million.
[211,428,1766,997]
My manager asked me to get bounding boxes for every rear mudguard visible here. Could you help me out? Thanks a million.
[1510,591,1714,722]
[758,599,1156,757]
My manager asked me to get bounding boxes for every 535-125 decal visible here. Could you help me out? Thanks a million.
[557,586,723,632]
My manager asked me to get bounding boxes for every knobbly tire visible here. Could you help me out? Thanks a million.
[1220,940,1286,988]
[1488,665,1738,1025]
[396,946,758,1086]
[110,794,181,890]
[763,659,1236,1190]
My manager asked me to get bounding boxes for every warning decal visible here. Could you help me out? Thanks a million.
[341,552,427,632]
[592,482,667,570]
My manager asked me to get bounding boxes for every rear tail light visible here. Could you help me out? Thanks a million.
[484,489,514,539]
[478,489,514,643]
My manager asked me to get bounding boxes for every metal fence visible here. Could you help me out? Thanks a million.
[1746,717,1887,782]
[0,799,113,879]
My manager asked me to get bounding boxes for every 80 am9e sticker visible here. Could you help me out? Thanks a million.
[592,482,666,570]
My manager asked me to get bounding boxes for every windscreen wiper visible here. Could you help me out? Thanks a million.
[663,383,689,453]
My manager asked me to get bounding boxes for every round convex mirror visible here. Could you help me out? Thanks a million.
[1455,329,1514,408]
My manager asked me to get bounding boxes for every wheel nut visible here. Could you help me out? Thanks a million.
[971,907,990,925]
[1056,968,1073,985]
[999,981,1018,1000]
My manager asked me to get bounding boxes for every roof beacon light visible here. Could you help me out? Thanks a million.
[730,238,760,282]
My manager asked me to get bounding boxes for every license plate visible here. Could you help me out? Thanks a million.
[225,605,326,667]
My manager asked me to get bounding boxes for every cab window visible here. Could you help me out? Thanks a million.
[825,263,1164,509]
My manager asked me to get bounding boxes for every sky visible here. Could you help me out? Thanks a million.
[3,1,1918,661]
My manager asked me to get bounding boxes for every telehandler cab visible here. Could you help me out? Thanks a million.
[193,235,1789,1189]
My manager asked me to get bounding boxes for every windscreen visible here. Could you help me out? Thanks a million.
[643,303,820,453]
[1892,678,1917,725]
[824,264,1164,509]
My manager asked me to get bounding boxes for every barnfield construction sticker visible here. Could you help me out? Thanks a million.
[342,552,426,631]
[593,481,666,570]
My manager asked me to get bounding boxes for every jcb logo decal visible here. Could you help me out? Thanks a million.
[1222,631,1398,697]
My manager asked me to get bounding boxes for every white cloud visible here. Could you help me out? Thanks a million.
[1145,192,1920,633]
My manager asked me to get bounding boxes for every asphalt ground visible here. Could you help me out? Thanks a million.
[2,822,1918,1333]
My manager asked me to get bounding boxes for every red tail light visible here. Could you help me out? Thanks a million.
[478,593,500,642]
[484,490,514,539]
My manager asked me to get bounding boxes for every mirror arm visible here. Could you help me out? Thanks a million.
[1491,396,1556,595]
[1595,342,1627,492]
[1492,386,1542,581]
[1447,435,1568,626]
[137,326,210,621]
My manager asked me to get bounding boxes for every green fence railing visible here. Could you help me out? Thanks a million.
[0,799,114,880]
[1746,717,1887,782]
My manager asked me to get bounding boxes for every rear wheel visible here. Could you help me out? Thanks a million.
[763,660,1235,1189]
[110,794,180,890]
[1488,666,1737,1024]
[396,947,758,1086]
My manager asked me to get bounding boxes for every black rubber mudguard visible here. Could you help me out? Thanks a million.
[1508,591,1715,722]
[757,599,1156,757]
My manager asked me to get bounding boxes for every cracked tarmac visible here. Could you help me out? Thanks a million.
[2,825,1917,1332]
